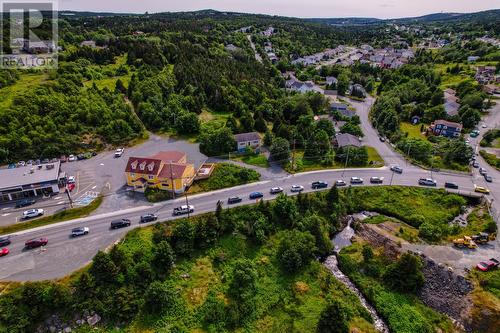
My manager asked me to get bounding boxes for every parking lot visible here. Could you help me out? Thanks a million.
[0,134,207,227]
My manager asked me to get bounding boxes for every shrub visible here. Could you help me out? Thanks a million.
[277,230,316,273]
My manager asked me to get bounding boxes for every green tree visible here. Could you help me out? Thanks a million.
[176,112,200,134]
[383,253,425,293]
[277,230,316,273]
[272,193,298,227]
[316,299,353,333]
[152,241,175,277]
[270,137,291,164]
[171,220,196,256]
[143,281,181,314]
[89,251,119,285]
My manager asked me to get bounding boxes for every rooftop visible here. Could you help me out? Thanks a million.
[335,133,362,148]
[0,162,61,190]
[235,132,261,142]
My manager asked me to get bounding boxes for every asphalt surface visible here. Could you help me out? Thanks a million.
[0,165,493,281]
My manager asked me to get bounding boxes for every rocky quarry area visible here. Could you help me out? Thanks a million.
[38,311,101,333]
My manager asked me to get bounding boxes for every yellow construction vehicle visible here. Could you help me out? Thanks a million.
[453,236,478,249]
[472,232,497,245]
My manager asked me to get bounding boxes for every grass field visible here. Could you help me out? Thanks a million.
[233,153,270,168]
[188,163,261,194]
[82,55,133,90]
[400,122,426,140]
[0,72,51,108]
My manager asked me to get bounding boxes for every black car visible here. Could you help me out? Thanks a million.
[445,182,459,189]
[77,154,86,160]
[140,214,158,223]
[312,181,328,189]
[0,236,11,247]
[228,196,243,204]
[110,219,131,229]
[249,192,264,200]
[15,198,36,208]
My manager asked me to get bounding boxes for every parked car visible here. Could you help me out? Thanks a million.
[484,174,493,183]
[68,155,77,162]
[479,168,487,176]
[390,165,403,174]
[7,163,16,169]
[77,154,86,160]
[15,198,36,208]
[418,178,437,187]
[472,161,479,168]
[370,177,384,184]
[114,148,125,158]
[475,185,490,194]
[350,177,364,184]
[0,236,11,247]
[379,136,386,142]
[26,160,34,166]
[17,161,26,167]
[71,227,89,237]
[110,219,131,229]
[249,192,264,200]
[290,185,304,193]
[60,155,67,163]
[227,196,243,204]
[23,209,44,219]
[67,183,76,192]
[67,176,76,184]
[0,248,9,257]
[476,258,499,272]
[335,180,347,187]
[270,187,284,194]
[444,182,459,189]
[41,158,50,164]
[140,214,158,223]
[25,238,48,249]
[312,181,328,189]
[34,159,41,165]
[173,205,194,215]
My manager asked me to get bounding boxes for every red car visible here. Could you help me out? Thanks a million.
[0,248,9,257]
[25,238,48,249]
[67,183,75,192]
[476,258,499,272]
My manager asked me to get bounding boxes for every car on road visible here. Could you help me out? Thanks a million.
[227,196,243,204]
[379,136,386,142]
[479,168,487,176]
[270,187,284,194]
[482,124,487,128]
[0,236,11,247]
[476,258,499,272]
[335,180,347,187]
[67,176,76,184]
[470,130,480,138]
[350,177,364,184]
[390,165,403,174]
[71,227,90,237]
[23,208,44,219]
[77,154,86,160]
[290,185,304,193]
[25,238,48,249]
[370,177,384,184]
[418,178,437,187]
[249,192,264,200]
[140,214,158,223]
[311,181,328,189]
[110,219,131,229]
[17,161,25,167]
[444,182,459,189]
[0,248,9,257]
[173,205,194,215]
[15,198,36,208]
[484,174,493,183]
[114,148,125,158]
[472,161,479,168]
[68,155,77,162]
[474,185,490,194]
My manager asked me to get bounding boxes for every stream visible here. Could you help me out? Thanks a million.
[323,216,390,333]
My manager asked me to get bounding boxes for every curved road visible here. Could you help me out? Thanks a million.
[1,97,499,282]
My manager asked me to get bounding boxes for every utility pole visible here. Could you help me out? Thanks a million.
[342,146,350,177]
[184,183,190,218]
[65,186,73,209]
[292,138,296,171]
[169,162,175,200]
[390,170,395,186]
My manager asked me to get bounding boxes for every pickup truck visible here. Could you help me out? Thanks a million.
[173,205,194,216]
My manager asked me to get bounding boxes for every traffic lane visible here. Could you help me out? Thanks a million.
[0,168,484,281]
[0,195,71,227]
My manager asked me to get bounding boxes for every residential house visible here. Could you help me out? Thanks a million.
[467,56,480,63]
[333,133,362,148]
[235,132,261,153]
[125,151,195,193]
[325,76,338,86]
[23,40,55,54]
[331,102,349,112]
[80,40,96,48]
[286,80,324,94]
[225,44,239,52]
[428,120,463,138]
[443,88,460,116]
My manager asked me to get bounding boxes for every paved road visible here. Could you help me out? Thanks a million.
[0,164,494,281]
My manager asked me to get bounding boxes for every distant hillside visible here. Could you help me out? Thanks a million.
[306,17,382,26]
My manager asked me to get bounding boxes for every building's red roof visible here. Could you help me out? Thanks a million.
[149,151,185,163]
[158,163,189,179]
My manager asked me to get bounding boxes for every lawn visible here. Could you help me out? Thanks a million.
[0,72,51,108]
[233,153,270,168]
[434,63,476,90]
[400,122,426,140]
[366,146,384,166]
[188,163,261,194]
[82,55,133,90]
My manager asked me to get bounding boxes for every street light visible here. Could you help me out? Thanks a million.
[184,183,190,219]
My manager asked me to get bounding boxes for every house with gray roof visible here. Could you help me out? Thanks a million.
[235,132,262,153]
[334,133,362,148]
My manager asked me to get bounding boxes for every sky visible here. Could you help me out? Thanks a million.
[58,0,499,18]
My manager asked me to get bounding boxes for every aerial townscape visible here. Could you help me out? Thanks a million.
[0,1,500,332]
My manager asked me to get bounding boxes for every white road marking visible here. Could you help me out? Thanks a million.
[53,196,62,200]
[1,207,9,211]
[100,163,104,166]
[1,213,11,216]
[57,201,65,205]
[92,185,97,189]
